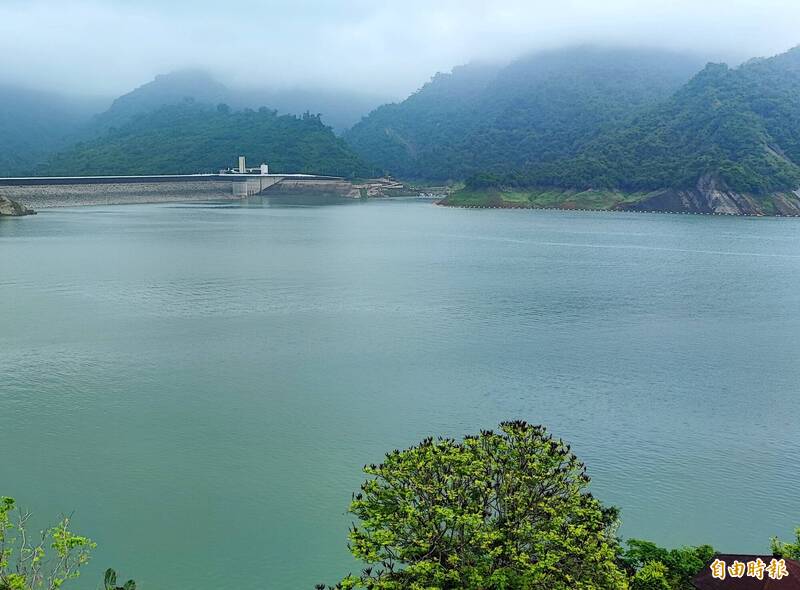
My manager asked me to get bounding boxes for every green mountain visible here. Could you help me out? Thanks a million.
[345,46,704,180]
[343,61,501,178]
[0,85,108,175]
[514,47,800,195]
[89,70,229,132]
[39,103,373,177]
[91,70,390,134]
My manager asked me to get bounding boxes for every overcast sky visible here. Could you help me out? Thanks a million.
[1,0,799,99]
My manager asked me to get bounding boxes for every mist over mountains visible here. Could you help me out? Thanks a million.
[0,86,108,174]
[344,46,706,179]
[0,71,391,175]
[347,43,800,201]
[516,47,800,196]
[3,41,800,213]
[91,70,392,134]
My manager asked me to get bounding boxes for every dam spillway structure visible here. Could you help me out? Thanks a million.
[219,156,279,197]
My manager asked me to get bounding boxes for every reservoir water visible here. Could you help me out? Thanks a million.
[2,198,799,589]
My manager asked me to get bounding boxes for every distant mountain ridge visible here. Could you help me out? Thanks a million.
[91,70,391,134]
[345,46,706,180]
[90,70,229,132]
[39,102,373,178]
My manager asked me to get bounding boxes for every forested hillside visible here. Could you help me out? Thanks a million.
[39,103,373,177]
[343,62,500,177]
[500,46,800,195]
[345,47,703,180]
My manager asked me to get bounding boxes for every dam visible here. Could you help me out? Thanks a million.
[0,157,356,207]
[0,156,343,197]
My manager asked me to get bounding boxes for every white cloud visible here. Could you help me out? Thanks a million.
[0,0,798,98]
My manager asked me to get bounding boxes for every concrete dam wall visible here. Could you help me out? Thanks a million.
[2,177,364,209]
[2,181,236,208]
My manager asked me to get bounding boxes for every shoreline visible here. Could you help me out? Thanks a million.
[10,183,796,217]
[438,186,800,217]
[434,200,800,217]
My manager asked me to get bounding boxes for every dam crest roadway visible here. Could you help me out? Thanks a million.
[0,157,343,197]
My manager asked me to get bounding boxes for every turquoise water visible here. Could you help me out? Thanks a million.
[2,199,799,589]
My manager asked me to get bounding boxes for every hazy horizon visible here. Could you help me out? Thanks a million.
[1,0,799,101]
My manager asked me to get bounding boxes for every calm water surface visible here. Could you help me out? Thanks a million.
[2,199,799,589]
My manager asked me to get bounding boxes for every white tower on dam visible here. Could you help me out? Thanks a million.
[228,156,280,196]
[225,156,268,176]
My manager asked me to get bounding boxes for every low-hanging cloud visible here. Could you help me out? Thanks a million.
[1,0,799,99]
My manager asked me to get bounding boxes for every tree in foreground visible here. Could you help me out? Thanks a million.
[0,497,95,590]
[326,421,627,590]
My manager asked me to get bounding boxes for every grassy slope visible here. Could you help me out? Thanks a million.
[442,188,647,209]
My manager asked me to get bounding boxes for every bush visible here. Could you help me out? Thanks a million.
[771,527,800,560]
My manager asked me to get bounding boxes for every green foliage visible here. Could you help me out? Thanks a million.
[630,562,670,590]
[328,421,627,590]
[464,173,506,190]
[0,497,95,590]
[39,103,375,178]
[103,568,136,590]
[621,540,714,590]
[771,527,800,560]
